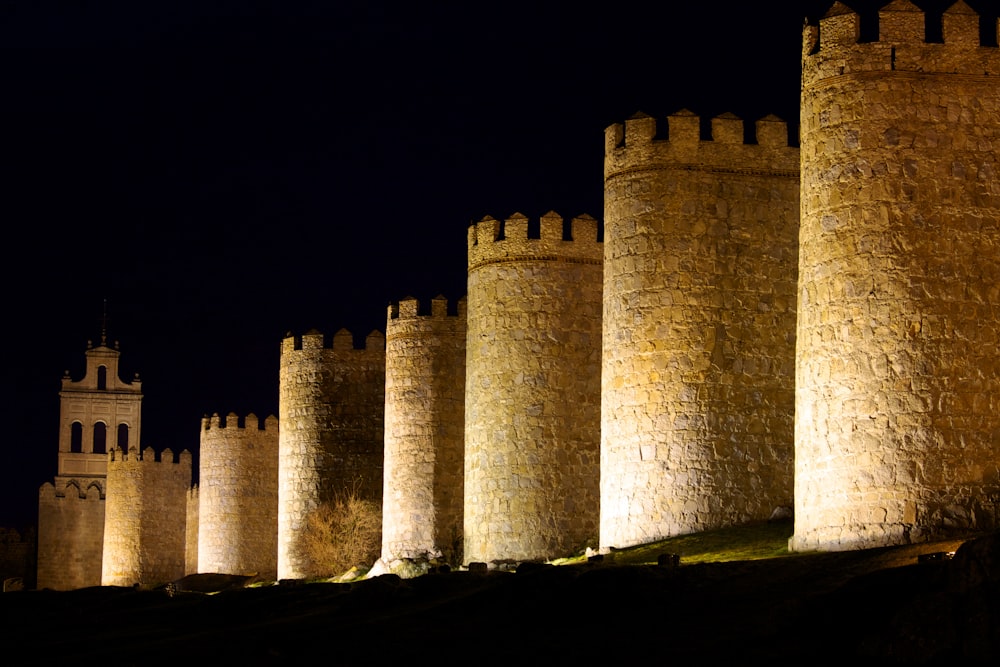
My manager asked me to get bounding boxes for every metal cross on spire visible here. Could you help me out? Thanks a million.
[100,298,108,347]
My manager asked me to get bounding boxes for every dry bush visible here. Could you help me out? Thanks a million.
[303,489,382,577]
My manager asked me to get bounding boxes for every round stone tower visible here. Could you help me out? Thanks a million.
[464,211,603,565]
[277,328,385,579]
[101,446,192,588]
[601,110,800,550]
[198,412,279,579]
[381,295,466,566]
[792,1,1000,551]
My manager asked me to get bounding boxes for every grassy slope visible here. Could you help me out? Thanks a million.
[552,519,796,567]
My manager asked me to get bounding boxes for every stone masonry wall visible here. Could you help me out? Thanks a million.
[101,447,192,587]
[185,484,198,575]
[792,1,1000,551]
[278,329,385,579]
[382,296,466,565]
[601,110,800,549]
[465,212,603,565]
[36,480,104,590]
[0,527,34,588]
[198,412,278,578]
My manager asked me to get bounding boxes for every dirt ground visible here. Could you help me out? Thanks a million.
[2,534,997,665]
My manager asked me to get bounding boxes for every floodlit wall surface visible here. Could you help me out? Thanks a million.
[381,296,466,565]
[464,212,603,564]
[792,2,1000,551]
[101,447,191,587]
[601,111,800,549]
[36,480,105,590]
[198,413,279,578]
[278,330,385,579]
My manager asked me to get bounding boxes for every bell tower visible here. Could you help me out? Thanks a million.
[36,304,144,590]
[55,317,143,486]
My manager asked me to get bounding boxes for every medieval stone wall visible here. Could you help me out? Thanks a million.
[600,110,800,549]
[464,212,603,565]
[32,3,1000,587]
[101,447,191,587]
[792,1,1000,551]
[381,296,466,565]
[36,480,104,590]
[278,329,385,579]
[198,412,278,578]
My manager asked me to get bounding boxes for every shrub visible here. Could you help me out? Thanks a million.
[303,489,382,578]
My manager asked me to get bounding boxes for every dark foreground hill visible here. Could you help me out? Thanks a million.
[2,533,998,665]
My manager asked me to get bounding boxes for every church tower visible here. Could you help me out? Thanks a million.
[36,313,143,590]
[56,332,143,479]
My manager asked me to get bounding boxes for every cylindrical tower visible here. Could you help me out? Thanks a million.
[277,328,385,579]
[792,2,1000,551]
[381,295,466,566]
[101,446,192,588]
[198,412,279,579]
[464,211,603,565]
[601,110,800,550]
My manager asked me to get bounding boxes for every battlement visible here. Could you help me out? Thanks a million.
[467,211,602,272]
[108,446,192,466]
[604,110,800,179]
[804,1,1000,84]
[280,328,386,356]
[39,480,103,501]
[201,412,277,431]
[387,294,467,320]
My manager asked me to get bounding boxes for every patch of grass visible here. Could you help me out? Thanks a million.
[559,520,795,567]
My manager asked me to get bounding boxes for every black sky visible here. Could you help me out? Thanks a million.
[2,1,990,528]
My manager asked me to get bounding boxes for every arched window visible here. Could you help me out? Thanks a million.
[92,422,107,454]
[70,422,83,453]
[97,365,107,390]
[117,423,129,453]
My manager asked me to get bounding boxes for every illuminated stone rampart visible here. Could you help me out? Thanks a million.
[465,211,603,565]
[36,481,105,590]
[101,447,192,587]
[792,1,1000,551]
[601,109,800,549]
[381,296,466,565]
[277,329,385,579]
[198,412,278,578]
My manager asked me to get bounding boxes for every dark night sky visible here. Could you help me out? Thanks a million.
[1,1,989,528]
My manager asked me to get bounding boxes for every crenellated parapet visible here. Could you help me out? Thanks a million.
[467,211,602,273]
[107,446,192,466]
[41,478,104,500]
[388,294,467,322]
[386,295,466,346]
[280,327,386,357]
[201,411,278,433]
[604,110,799,181]
[198,412,279,579]
[803,1,1000,87]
